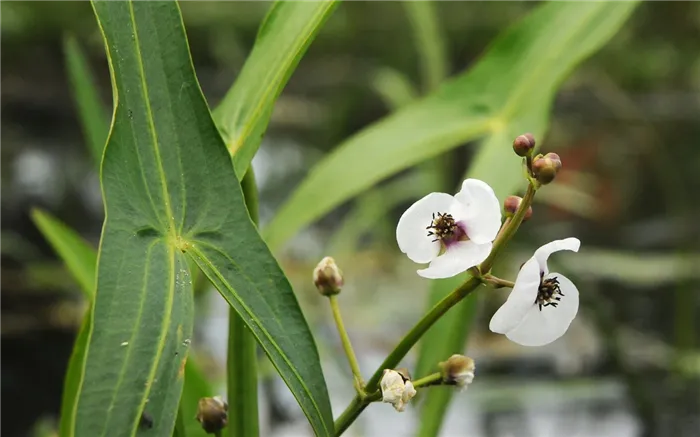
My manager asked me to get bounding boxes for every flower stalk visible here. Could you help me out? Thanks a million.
[334,181,538,435]
[328,295,365,392]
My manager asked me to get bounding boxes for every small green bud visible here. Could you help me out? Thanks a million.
[196,396,228,434]
[532,152,562,185]
[439,354,475,391]
[313,256,344,296]
[504,195,533,221]
[513,133,536,157]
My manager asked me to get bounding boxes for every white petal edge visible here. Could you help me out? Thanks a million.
[417,241,491,279]
[533,237,581,276]
[505,273,579,346]
[488,255,541,334]
[453,179,502,245]
[396,192,454,264]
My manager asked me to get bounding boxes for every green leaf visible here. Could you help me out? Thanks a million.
[212,0,339,178]
[403,1,448,92]
[30,208,97,299]
[63,34,109,167]
[263,1,638,251]
[414,274,480,437]
[181,360,213,437]
[75,2,332,436]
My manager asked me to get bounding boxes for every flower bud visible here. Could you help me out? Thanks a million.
[313,256,344,296]
[196,396,228,434]
[439,354,476,391]
[503,195,533,221]
[513,133,536,157]
[532,152,562,185]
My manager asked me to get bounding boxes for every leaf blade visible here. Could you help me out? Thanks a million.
[263,1,639,251]
[212,0,339,178]
[76,1,333,435]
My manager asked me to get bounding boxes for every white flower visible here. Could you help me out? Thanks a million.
[396,179,501,279]
[489,238,581,346]
[380,369,416,412]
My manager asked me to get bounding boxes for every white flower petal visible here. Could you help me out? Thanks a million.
[453,179,502,245]
[417,241,491,279]
[533,237,581,276]
[505,274,579,346]
[396,193,454,263]
[488,256,541,334]
[380,370,405,404]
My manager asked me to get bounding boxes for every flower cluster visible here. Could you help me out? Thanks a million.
[396,134,580,347]
[379,369,416,412]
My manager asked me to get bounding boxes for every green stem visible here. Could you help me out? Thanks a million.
[412,372,443,389]
[227,168,259,437]
[480,183,536,273]
[329,295,365,390]
[483,275,515,289]
[334,276,481,436]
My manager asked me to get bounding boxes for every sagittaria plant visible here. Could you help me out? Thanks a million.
[28,1,639,436]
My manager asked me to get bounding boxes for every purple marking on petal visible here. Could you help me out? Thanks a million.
[443,222,469,248]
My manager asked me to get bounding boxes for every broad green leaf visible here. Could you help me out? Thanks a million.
[414,274,480,437]
[263,1,638,251]
[63,35,109,166]
[212,0,339,178]
[30,208,96,299]
[76,2,332,436]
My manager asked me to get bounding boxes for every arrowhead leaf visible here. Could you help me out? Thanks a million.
[74,2,332,436]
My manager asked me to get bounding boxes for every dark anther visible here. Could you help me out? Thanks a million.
[535,275,563,311]
[426,212,458,242]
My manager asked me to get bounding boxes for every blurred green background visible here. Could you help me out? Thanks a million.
[2,1,699,437]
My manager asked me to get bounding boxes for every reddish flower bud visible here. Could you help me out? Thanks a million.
[513,133,536,157]
[503,195,533,221]
[532,152,562,185]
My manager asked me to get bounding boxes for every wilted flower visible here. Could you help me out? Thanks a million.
[489,238,581,346]
[380,369,417,412]
[439,354,476,391]
[396,179,501,279]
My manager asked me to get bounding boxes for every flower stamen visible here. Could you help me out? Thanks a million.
[536,275,563,311]
[426,212,465,244]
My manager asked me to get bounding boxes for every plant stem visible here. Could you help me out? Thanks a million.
[334,276,481,436]
[227,168,259,437]
[480,182,536,273]
[329,295,365,390]
[412,372,443,388]
[483,275,515,289]
[333,182,538,436]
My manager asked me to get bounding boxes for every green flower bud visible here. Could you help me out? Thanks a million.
[532,152,562,185]
[513,133,536,157]
[313,256,344,296]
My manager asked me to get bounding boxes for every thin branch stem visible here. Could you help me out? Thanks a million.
[329,295,365,391]
[483,274,515,289]
[412,372,443,389]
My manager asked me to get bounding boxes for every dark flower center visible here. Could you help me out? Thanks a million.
[536,274,563,311]
[426,212,466,245]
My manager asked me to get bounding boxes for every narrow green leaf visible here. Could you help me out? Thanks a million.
[212,0,339,178]
[181,360,213,437]
[414,274,480,437]
[30,208,97,299]
[263,1,638,251]
[63,34,109,167]
[403,1,448,92]
[77,2,332,436]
